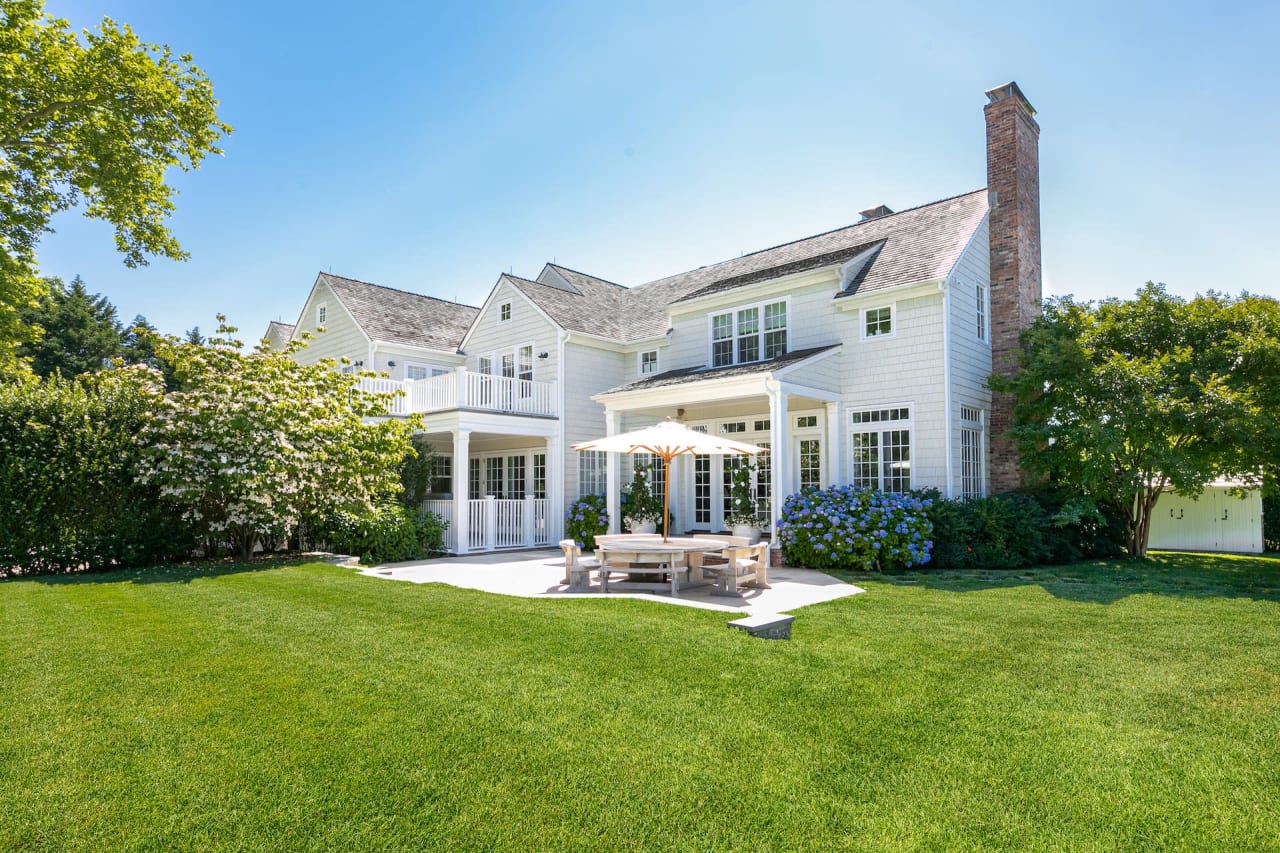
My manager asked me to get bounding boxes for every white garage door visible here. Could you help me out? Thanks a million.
[1148,487,1263,553]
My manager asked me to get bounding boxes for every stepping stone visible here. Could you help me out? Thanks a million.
[728,613,795,640]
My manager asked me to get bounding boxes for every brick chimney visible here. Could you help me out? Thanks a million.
[984,81,1041,494]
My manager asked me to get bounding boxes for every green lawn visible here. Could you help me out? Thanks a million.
[3,553,1279,851]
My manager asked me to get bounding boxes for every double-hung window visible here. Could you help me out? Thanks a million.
[640,350,659,375]
[710,298,787,367]
[850,406,912,493]
[578,451,607,498]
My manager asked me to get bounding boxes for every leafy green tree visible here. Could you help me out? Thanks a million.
[183,325,205,346]
[991,283,1280,558]
[18,275,122,376]
[0,0,230,369]
[138,318,421,558]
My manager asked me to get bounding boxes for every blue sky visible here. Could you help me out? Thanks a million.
[38,0,1280,337]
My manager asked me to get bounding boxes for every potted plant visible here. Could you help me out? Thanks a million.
[622,463,663,534]
[725,462,762,542]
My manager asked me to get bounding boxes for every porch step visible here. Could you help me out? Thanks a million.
[727,613,794,640]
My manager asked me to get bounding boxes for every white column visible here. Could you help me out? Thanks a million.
[452,428,471,554]
[484,496,497,551]
[546,435,563,542]
[826,400,842,488]
[523,451,536,546]
[767,381,789,552]
[605,409,620,534]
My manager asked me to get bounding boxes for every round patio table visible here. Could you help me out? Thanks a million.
[596,537,726,594]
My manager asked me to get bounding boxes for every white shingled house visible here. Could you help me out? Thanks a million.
[270,83,1048,556]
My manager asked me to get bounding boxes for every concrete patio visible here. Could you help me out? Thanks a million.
[358,548,863,614]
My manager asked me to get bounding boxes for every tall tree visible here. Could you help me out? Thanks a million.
[991,283,1280,558]
[18,275,122,376]
[0,0,230,370]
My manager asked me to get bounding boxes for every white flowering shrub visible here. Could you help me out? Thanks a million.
[138,318,421,557]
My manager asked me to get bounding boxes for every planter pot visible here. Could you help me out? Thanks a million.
[630,520,657,535]
[731,523,762,543]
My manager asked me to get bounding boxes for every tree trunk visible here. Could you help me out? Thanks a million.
[1127,487,1164,559]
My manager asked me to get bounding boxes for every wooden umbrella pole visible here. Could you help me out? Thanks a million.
[662,453,671,542]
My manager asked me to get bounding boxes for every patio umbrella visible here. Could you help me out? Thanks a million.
[572,417,765,542]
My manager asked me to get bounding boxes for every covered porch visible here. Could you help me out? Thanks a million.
[415,409,563,554]
[593,346,844,551]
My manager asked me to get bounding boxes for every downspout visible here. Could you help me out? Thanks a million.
[556,329,569,541]
[940,278,954,498]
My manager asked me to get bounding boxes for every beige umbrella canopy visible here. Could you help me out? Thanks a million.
[572,417,765,542]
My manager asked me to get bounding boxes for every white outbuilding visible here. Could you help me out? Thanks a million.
[1147,478,1264,554]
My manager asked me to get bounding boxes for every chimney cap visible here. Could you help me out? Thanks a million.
[984,81,1036,116]
[859,204,894,221]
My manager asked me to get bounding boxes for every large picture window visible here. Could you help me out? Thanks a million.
[710,299,788,367]
[850,406,911,492]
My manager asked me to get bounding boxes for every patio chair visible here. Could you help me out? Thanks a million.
[694,536,769,594]
[559,539,600,590]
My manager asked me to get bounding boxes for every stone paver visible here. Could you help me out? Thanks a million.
[359,549,863,614]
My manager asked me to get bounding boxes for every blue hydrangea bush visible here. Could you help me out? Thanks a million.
[777,486,933,571]
[565,495,610,550]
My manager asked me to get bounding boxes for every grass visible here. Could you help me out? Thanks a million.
[2,552,1279,851]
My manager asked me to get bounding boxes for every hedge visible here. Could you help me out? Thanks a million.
[0,370,192,576]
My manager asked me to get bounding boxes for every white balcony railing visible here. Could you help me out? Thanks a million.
[359,368,557,418]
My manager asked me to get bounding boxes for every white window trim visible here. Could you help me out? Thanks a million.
[498,301,512,324]
[849,401,915,493]
[317,302,327,326]
[639,349,659,375]
[976,282,989,344]
[959,405,985,499]
[480,342,536,380]
[860,303,896,341]
[706,295,791,368]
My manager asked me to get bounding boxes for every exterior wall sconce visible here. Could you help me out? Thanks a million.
[353,360,364,367]
[387,360,397,367]
[537,352,549,359]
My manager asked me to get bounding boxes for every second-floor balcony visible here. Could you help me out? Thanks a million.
[359,368,557,418]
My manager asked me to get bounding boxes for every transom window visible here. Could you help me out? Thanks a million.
[850,406,911,493]
[795,415,818,429]
[720,422,746,434]
[863,305,893,338]
[710,299,788,367]
[640,350,659,375]
[499,302,512,322]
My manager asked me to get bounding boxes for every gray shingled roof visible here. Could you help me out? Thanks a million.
[603,345,841,394]
[503,266,637,340]
[509,189,988,342]
[267,320,295,337]
[320,272,479,352]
